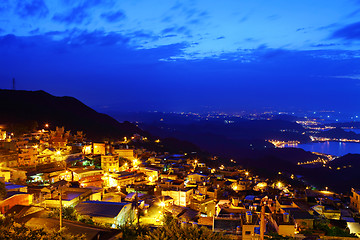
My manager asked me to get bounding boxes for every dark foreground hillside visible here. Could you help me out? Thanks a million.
[0,89,145,140]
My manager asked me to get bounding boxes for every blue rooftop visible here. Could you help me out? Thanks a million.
[5,184,26,191]
[75,201,131,218]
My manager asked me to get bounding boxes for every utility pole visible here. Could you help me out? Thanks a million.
[59,188,63,230]
[260,197,268,240]
[135,191,140,226]
[12,78,15,90]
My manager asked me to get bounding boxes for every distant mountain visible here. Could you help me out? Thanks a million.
[330,122,360,128]
[0,89,146,140]
[304,154,360,193]
[316,127,360,140]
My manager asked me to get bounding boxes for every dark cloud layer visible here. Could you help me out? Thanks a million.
[1,32,359,113]
[53,0,111,24]
[53,6,89,24]
[101,11,126,22]
[331,21,360,40]
[15,0,48,18]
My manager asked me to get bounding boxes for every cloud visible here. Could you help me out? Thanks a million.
[15,0,48,18]
[53,6,89,24]
[62,29,129,46]
[161,26,191,36]
[347,8,360,18]
[29,28,40,34]
[161,27,176,35]
[0,0,10,12]
[53,0,110,24]
[311,43,339,48]
[101,10,126,22]
[161,16,173,23]
[317,23,339,31]
[267,15,279,21]
[239,16,248,23]
[332,75,360,80]
[331,21,360,40]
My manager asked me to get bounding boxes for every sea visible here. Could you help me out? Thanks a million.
[284,141,360,156]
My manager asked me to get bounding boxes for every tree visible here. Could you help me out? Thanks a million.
[48,207,96,226]
[266,233,295,240]
[137,221,230,240]
[0,216,85,240]
[117,224,150,240]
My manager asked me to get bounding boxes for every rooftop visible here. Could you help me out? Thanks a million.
[75,201,131,218]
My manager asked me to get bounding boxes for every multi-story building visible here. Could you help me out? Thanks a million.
[162,188,193,207]
[114,149,134,159]
[350,188,360,213]
[101,154,119,172]
[18,147,38,166]
[93,143,106,155]
[190,194,216,217]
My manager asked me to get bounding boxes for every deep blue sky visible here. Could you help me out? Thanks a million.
[1,0,360,114]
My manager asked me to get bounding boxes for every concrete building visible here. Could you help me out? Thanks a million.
[101,154,120,172]
[242,211,260,240]
[190,194,216,217]
[18,147,38,166]
[0,191,33,214]
[93,143,106,155]
[75,201,134,227]
[187,173,207,184]
[162,188,193,207]
[44,187,93,208]
[270,213,296,237]
[350,188,360,213]
[213,209,242,234]
[139,167,160,182]
[104,171,136,188]
[114,149,134,159]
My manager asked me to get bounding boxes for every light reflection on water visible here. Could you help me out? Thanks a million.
[284,141,360,156]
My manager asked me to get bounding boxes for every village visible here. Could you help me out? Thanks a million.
[0,125,360,239]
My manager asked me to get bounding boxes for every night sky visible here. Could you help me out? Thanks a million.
[1,0,360,113]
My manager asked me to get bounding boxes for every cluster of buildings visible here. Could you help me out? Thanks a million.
[1,126,360,239]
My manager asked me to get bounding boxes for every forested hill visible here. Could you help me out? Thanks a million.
[0,89,146,141]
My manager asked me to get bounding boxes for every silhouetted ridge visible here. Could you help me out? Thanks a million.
[0,89,146,140]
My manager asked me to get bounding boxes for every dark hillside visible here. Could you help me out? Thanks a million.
[0,89,146,140]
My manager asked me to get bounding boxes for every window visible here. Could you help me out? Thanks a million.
[245,231,251,235]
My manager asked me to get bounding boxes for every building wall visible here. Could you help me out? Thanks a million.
[114,149,134,159]
[0,171,10,182]
[278,225,295,237]
[101,155,119,172]
[188,174,206,183]
[162,189,193,207]
[93,143,106,155]
[0,194,33,214]
[242,224,260,240]
[140,168,159,181]
[350,188,360,213]
[18,148,38,166]
[117,176,135,187]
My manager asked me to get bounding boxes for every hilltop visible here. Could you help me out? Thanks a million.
[0,89,146,141]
